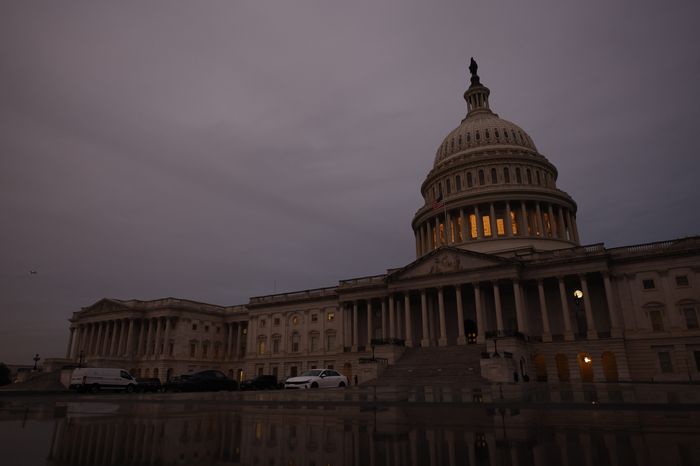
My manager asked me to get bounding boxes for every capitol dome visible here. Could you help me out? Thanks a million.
[412,59,580,257]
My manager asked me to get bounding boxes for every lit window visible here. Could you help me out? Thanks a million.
[649,310,664,332]
[482,216,492,237]
[658,351,673,373]
[258,339,265,355]
[543,212,552,237]
[327,312,335,321]
[510,211,519,235]
[676,276,689,287]
[642,279,655,290]
[457,217,463,241]
[469,214,477,239]
[292,316,299,325]
[439,222,445,244]
[496,218,505,236]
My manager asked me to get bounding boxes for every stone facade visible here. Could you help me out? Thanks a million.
[64,63,700,385]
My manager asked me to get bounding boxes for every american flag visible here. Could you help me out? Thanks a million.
[432,194,444,210]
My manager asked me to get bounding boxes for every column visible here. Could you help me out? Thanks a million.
[474,205,483,239]
[520,201,528,236]
[535,202,544,237]
[136,319,146,356]
[456,285,466,345]
[493,282,504,333]
[537,279,552,342]
[474,283,485,344]
[352,301,358,350]
[505,201,513,237]
[162,317,171,357]
[236,323,243,359]
[226,323,233,359]
[95,322,105,357]
[421,290,429,347]
[70,326,81,359]
[388,295,396,339]
[118,320,128,355]
[513,279,528,334]
[603,273,622,337]
[548,203,556,238]
[460,208,466,242]
[558,277,574,340]
[66,328,75,359]
[438,287,447,346]
[396,297,403,339]
[557,206,567,240]
[144,319,153,357]
[404,293,413,347]
[154,317,163,355]
[489,203,497,237]
[366,300,373,347]
[571,214,580,243]
[415,230,420,257]
[580,275,597,339]
[381,299,387,339]
[124,319,135,357]
[109,321,119,356]
[434,216,441,246]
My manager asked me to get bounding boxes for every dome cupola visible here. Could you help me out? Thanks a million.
[412,59,580,257]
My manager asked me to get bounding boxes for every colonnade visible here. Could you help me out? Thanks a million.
[341,272,621,350]
[416,200,579,256]
[223,321,246,360]
[67,316,177,360]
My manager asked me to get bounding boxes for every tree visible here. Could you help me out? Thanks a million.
[0,363,10,386]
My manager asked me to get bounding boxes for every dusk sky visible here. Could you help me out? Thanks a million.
[1,1,699,364]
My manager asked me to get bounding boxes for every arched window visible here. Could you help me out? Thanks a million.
[272,334,281,354]
[577,352,594,382]
[325,331,337,351]
[490,168,497,184]
[455,175,462,191]
[257,336,267,355]
[485,129,490,139]
[446,178,451,194]
[504,167,510,183]
[291,333,300,353]
[533,354,547,382]
[475,130,480,141]
[536,171,541,185]
[601,352,619,382]
[478,170,485,185]
[526,169,532,184]
[467,172,473,188]
[678,300,699,329]
[516,167,522,183]
[309,332,320,352]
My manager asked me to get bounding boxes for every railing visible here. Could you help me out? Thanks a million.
[338,274,386,288]
[370,338,405,347]
[358,357,388,365]
[249,287,337,305]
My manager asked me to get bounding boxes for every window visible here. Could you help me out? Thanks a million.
[456,175,461,191]
[202,343,209,359]
[496,218,505,236]
[694,351,700,372]
[485,129,490,139]
[310,334,319,352]
[676,275,689,287]
[192,323,198,331]
[475,130,480,141]
[446,178,451,194]
[326,333,336,351]
[683,306,698,329]
[258,338,266,355]
[467,172,473,188]
[274,318,280,326]
[526,169,532,184]
[516,167,522,183]
[259,319,266,328]
[272,337,280,354]
[490,168,497,184]
[478,170,485,185]
[649,310,664,332]
[292,316,299,325]
[658,351,674,373]
[482,215,492,237]
[510,211,519,235]
[504,167,510,183]
[536,171,541,185]
[469,214,477,239]
[642,279,655,290]
[327,312,335,321]
[291,333,300,353]
[190,343,196,358]
[204,325,209,332]
[216,327,220,334]
[311,314,318,322]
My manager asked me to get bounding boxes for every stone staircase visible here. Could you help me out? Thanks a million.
[366,344,488,387]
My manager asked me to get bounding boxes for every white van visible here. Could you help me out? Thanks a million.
[69,368,137,393]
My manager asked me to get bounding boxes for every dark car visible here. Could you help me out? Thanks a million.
[164,370,237,392]
[240,374,279,391]
[135,377,162,393]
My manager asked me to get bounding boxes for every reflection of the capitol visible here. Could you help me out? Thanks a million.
[46,401,700,466]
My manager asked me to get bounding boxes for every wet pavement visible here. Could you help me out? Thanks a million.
[1,383,699,466]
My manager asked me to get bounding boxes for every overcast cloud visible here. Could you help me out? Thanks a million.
[1,1,699,364]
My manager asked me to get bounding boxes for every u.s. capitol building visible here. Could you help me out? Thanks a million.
[61,61,700,385]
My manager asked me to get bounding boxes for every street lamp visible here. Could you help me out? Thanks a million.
[573,289,585,336]
[32,354,40,371]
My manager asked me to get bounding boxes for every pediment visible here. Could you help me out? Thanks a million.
[389,247,517,281]
[81,298,130,314]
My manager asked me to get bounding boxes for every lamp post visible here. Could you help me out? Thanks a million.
[32,354,40,371]
[573,289,585,337]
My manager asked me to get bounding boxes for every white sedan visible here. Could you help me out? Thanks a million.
[284,369,348,389]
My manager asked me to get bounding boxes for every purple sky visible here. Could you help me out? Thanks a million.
[1,1,699,364]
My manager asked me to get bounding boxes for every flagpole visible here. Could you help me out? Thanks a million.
[444,202,448,246]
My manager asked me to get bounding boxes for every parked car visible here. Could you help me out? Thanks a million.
[240,374,279,391]
[164,370,237,392]
[284,369,348,389]
[69,368,137,393]
[135,377,162,393]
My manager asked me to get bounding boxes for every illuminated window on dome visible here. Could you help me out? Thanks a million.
[469,214,477,239]
[439,222,445,244]
[449,217,456,242]
[482,216,492,237]
[510,211,519,235]
[496,217,505,236]
[457,217,463,241]
[543,212,552,237]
